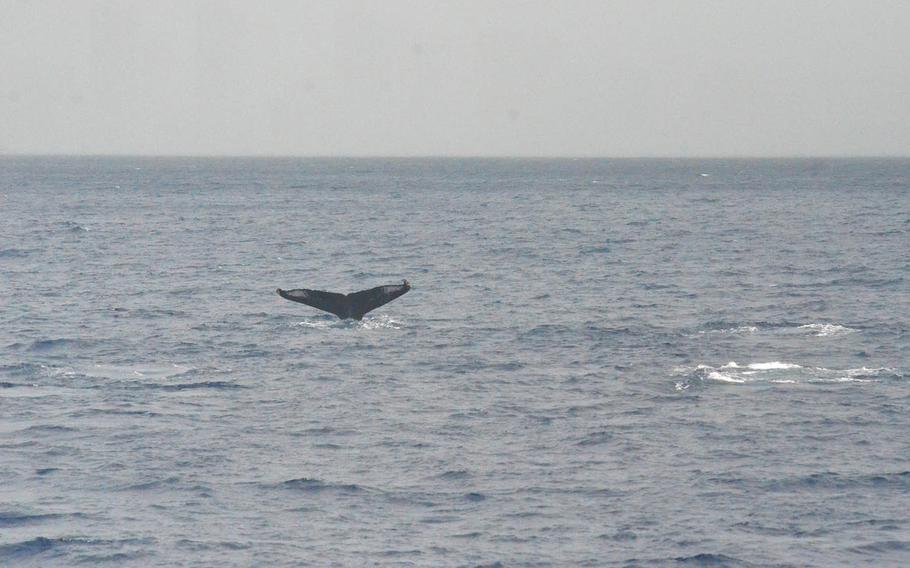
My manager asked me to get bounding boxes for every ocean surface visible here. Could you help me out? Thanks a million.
[1,157,908,567]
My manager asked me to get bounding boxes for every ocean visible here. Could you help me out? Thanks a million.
[1,157,908,566]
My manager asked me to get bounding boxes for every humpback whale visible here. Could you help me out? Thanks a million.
[277,280,411,320]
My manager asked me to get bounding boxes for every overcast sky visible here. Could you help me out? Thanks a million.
[1,0,908,156]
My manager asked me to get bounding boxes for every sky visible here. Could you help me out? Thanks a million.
[1,0,909,157]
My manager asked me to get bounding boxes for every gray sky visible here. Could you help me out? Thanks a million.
[1,0,909,156]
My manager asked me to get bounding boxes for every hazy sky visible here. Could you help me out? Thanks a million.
[1,0,909,156]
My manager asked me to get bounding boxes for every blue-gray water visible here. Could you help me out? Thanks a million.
[1,157,908,567]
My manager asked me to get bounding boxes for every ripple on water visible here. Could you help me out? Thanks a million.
[672,553,755,567]
[0,536,153,564]
[2,157,908,566]
[278,478,367,494]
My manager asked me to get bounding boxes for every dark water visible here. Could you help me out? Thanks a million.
[1,157,908,567]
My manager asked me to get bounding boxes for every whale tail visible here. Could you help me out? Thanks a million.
[277,280,411,320]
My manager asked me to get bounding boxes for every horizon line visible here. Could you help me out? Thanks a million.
[2,152,909,160]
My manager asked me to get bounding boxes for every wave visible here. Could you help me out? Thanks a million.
[849,540,910,554]
[18,424,78,434]
[26,338,94,352]
[292,319,334,329]
[72,551,152,564]
[0,537,55,560]
[0,362,55,379]
[119,477,182,491]
[576,431,612,446]
[694,321,859,337]
[70,407,162,418]
[733,361,801,370]
[697,325,759,335]
[78,363,194,380]
[1,362,238,395]
[0,248,30,258]
[119,308,189,319]
[279,478,366,493]
[766,471,910,491]
[451,532,483,539]
[59,220,89,232]
[674,361,903,389]
[672,553,754,567]
[798,323,858,337]
[0,536,151,563]
[521,324,575,339]
[432,470,471,481]
[147,381,244,392]
[711,471,910,493]
[175,539,251,551]
[0,511,82,528]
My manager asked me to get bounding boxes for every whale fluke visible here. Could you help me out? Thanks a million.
[277,280,411,320]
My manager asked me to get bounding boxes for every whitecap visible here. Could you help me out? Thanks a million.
[798,323,858,337]
[79,363,193,380]
[697,326,758,335]
[695,322,859,338]
[706,371,745,383]
[744,362,802,370]
[809,377,873,384]
[675,361,901,388]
